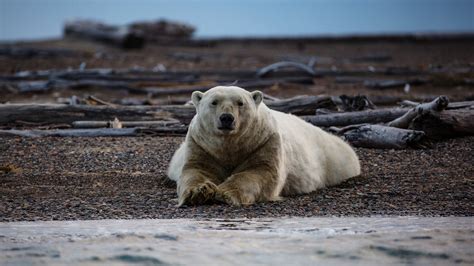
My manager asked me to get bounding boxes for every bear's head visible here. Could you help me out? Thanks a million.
[191,86,263,136]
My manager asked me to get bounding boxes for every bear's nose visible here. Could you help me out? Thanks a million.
[219,113,234,127]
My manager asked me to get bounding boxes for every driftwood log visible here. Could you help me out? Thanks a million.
[72,120,181,128]
[0,104,196,125]
[0,104,407,128]
[330,124,426,149]
[387,96,449,128]
[334,95,376,111]
[257,61,316,77]
[302,108,409,127]
[264,95,335,115]
[2,66,471,84]
[326,97,474,148]
[0,96,334,126]
[0,127,188,138]
[6,76,314,95]
[401,100,474,110]
[411,109,474,139]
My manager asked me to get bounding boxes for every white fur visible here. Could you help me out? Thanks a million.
[167,86,360,196]
[270,107,360,195]
[167,142,186,182]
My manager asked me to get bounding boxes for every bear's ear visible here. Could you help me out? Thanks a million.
[191,91,204,107]
[251,90,263,106]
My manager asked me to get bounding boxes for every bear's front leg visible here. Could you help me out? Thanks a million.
[177,170,220,207]
[216,133,282,206]
[216,169,280,206]
[176,137,227,207]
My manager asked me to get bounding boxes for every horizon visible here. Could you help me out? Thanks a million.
[1,0,473,41]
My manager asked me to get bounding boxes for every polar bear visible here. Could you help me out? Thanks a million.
[168,86,360,206]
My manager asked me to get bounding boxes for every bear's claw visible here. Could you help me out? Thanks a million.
[178,181,218,207]
[215,188,254,206]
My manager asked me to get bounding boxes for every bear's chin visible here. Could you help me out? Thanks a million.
[216,127,237,135]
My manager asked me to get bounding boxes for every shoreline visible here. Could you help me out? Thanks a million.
[1,216,472,265]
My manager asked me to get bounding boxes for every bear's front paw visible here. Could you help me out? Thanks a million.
[178,181,218,207]
[215,187,255,206]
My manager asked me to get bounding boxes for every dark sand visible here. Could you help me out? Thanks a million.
[1,135,472,222]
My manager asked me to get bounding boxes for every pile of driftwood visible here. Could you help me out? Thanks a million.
[1,61,471,95]
[322,96,474,148]
[0,61,473,148]
[0,94,472,149]
[64,19,195,48]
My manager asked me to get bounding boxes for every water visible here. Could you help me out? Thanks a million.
[1,217,473,265]
[0,0,473,41]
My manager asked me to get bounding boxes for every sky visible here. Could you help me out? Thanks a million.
[0,0,473,41]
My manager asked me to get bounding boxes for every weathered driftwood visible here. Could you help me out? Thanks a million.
[257,61,316,77]
[120,77,314,96]
[401,100,474,110]
[2,68,200,82]
[0,127,188,138]
[0,70,318,85]
[0,104,196,125]
[0,69,303,82]
[7,76,314,95]
[1,64,456,82]
[0,96,331,126]
[329,124,426,149]
[12,79,141,93]
[64,20,145,49]
[84,95,117,106]
[399,100,420,107]
[262,93,281,102]
[387,96,449,128]
[315,109,335,115]
[411,109,474,139]
[10,79,196,94]
[0,128,137,137]
[0,69,363,83]
[116,97,189,106]
[447,101,474,110]
[265,95,335,115]
[367,95,452,106]
[72,120,181,128]
[302,108,409,127]
[3,65,470,84]
[335,95,376,111]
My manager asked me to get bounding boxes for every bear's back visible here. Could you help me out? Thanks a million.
[266,106,360,195]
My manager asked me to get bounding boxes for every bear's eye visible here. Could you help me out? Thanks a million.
[211,100,218,106]
[237,101,244,106]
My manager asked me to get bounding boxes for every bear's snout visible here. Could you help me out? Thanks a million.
[218,113,235,130]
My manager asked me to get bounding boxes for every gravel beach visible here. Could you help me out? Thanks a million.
[1,135,472,222]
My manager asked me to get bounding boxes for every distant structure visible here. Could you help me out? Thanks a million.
[64,19,195,49]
